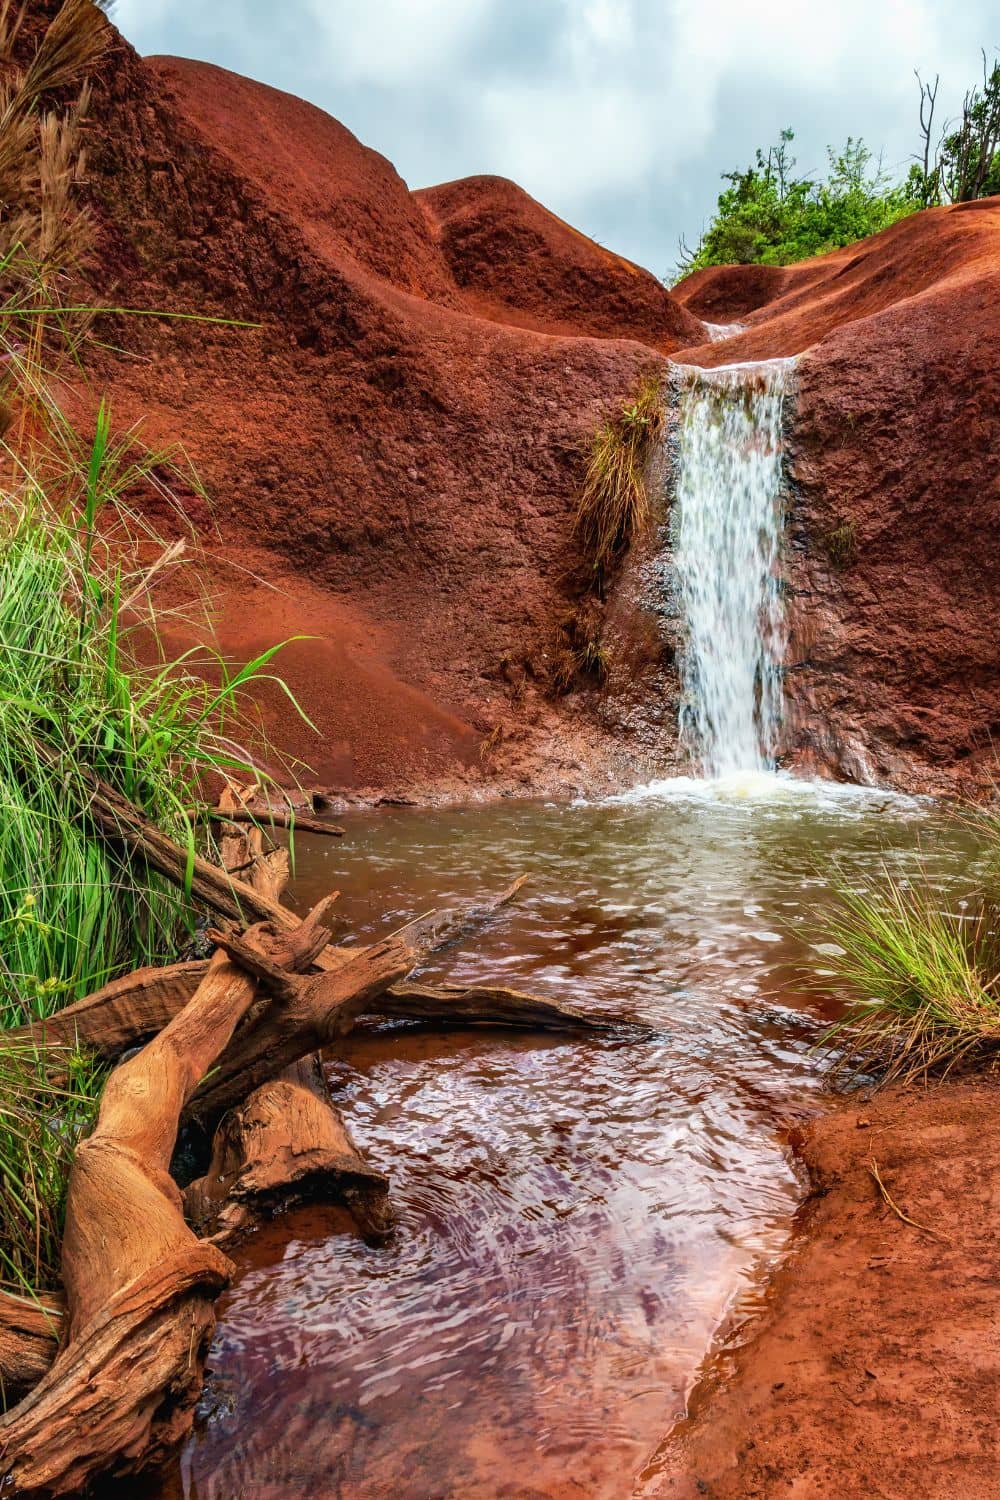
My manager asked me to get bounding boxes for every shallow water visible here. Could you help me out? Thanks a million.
[136,777,982,1500]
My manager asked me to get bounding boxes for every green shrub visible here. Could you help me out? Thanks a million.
[677,131,919,275]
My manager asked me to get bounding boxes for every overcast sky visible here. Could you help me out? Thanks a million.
[113,1,997,279]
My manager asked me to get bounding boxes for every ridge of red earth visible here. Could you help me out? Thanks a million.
[416,174,703,349]
[75,34,701,795]
[671,201,1000,793]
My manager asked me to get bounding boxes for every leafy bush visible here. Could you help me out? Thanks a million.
[678,131,919,275]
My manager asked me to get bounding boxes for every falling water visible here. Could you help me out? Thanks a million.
[671,359,793,778]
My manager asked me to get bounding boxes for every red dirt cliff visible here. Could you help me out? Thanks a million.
[76,5,1000,799]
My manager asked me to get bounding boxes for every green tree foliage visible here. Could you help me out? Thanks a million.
[909,54,1000,207]
[939,55,1000,202]
[678,129,919,275]
[680,50,1000,277]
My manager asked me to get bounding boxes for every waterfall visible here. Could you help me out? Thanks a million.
[670,359,793,779]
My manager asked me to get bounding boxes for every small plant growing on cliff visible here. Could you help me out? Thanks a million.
[823,520,857,569]
[575,372,664,577]
[550,599,611,694]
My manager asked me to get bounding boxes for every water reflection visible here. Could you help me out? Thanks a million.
[135,783,980,1499]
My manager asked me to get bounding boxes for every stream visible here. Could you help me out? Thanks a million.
[134,778,982,1500]
[130,355,982,1497]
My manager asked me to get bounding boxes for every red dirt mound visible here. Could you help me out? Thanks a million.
[148,58,456,304]
[417,174,704,349]
[75,1,1000,799]
[76,36,700,795]
[661,1080,1000,1499]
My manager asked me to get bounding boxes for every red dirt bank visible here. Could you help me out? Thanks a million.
[660,1079,1000,1498]
[673,202,1000,793]
[77,34,699,796]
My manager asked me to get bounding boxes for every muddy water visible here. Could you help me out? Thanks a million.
[141,777,980,1500]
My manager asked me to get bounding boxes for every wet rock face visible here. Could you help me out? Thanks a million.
[783,247,1000,794]
[673,201,1000,795]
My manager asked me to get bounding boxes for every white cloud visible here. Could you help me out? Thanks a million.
[108,0,998,271]
[302,0,493,83]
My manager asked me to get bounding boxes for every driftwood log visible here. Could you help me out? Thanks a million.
[1,788,649,1495]
[185,1055,393,1245]
[205,805,344,837]
[0,949,261,1495]
[0,1293,62,1410]
[187,816,392,1246]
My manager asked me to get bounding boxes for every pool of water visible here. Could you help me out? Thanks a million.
[138,775,982,1500]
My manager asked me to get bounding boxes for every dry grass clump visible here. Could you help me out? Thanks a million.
[575,371,665,573]
[549,596,609,694]
[818,868,1000,1084]
[823,519,858,569]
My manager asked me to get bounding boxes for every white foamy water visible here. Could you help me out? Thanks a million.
[606,768,924,817]
[671,358,794,779]
[702,321,747,342]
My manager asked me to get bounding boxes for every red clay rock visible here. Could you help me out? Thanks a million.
[76,34,690,793]
[674,202,1000,793]
[72,1,1000,799]
[417,174,704,349]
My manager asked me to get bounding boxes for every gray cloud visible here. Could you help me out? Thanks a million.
[113,0,997,279]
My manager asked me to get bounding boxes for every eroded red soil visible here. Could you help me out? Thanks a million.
[74,7,1000,798]
[660,1079,1000,1498]
[673,203,1000,793]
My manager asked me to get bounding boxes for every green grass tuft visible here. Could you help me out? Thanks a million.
[575,372,664,574]
[0,1039,104,1297]
[816,868,1000,1084]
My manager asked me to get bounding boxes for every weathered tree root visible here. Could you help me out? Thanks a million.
[0,1292,62,1410]
[373,981,649,1035]
[185,1056,393,1245]
[0,941,299,1497]
[12,965,641,1059]
[204,805,344,838]
[11,960,211,1057]
[187,928,415,1123]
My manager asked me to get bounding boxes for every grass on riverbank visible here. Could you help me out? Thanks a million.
[0,0,294,1307]
[0,1040,104,1293]
[819,863,1000,1084]
[0,423,290,1294]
